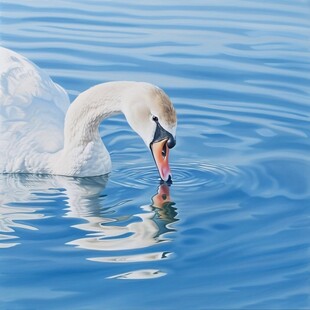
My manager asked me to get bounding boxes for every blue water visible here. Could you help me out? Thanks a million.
[1,0,310,309]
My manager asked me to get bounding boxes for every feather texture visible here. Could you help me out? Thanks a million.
[0,47,70,173]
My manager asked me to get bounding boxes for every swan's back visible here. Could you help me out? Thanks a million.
[0,47,70,173]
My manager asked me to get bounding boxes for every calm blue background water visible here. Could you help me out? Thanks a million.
[1,0,310,309]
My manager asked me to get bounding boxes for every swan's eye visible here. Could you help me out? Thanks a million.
[152,116,158,122]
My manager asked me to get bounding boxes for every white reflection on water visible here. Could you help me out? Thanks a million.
[0,205,46,248]
[0,174,52,248]
[65,180,178,279]
[89,251,172,263]
[107,269,167,280]
[0,174,178,278]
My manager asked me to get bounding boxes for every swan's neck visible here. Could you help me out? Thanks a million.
[64,84,123,150]
[56,82,133,177]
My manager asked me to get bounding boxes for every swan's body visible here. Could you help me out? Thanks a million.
[0,47,176,180]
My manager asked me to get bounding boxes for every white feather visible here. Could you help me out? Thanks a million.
[0,47,69,173]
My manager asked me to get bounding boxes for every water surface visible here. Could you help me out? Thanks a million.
[1,0,310,309]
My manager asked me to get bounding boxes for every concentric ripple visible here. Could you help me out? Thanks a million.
[111,161,243,191]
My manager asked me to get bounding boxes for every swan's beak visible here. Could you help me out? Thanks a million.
[150,120,176,182]
[151,139,171,182]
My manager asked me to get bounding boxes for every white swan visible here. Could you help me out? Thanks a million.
[0,47,177,181]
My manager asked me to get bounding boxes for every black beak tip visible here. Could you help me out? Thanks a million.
[160,174,172,185]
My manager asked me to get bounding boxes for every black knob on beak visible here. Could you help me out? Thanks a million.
[152,119,176,149]
[167,136,176,149]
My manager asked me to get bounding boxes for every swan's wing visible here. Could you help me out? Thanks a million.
[0,47,70,172]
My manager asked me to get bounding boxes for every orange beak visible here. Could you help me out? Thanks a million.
[151,139,171,182]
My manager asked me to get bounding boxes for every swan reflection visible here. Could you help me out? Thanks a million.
[66,182,178,264]
[0,174,178,277]
[0,174,54,248]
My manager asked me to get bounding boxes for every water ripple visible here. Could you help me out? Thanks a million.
[1,0,310,308]
[111,162,241,191]
[107,269,167,280]
[88,251,172,263]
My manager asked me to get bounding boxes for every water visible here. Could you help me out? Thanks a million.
[1,0,310,309]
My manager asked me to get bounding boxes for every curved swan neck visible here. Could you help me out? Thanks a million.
[55,81,155,177]
[55,82,138,177]
[63,82,133,150]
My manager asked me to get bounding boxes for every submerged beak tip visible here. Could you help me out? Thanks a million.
[162,174,172,184]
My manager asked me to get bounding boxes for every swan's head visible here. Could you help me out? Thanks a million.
[122,83,177,182]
